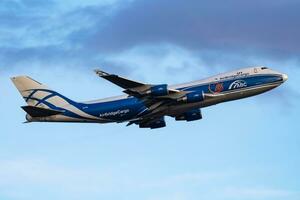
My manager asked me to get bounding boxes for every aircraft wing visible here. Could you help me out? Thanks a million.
[94,69,189,128]
[94,69,187,100]
[94,69,224,128]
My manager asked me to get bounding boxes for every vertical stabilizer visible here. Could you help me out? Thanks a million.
[11,76,73,109]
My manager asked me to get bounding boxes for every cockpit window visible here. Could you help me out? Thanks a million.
[261,67,268,70]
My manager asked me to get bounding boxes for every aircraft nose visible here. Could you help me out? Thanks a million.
[282,74,288,82]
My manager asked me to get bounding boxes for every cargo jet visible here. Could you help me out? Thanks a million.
[11,66,288,129]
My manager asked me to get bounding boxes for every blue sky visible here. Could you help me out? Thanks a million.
[0,0,300,200]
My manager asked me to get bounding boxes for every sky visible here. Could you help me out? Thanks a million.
[0,0,300,200]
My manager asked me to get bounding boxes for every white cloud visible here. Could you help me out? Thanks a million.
[0,158,233,200]
[103,44,214,84]
[145,192,189,200]
[139,171,230,189]
[0,159,124,196]
[0,0,135,49]
[220,186,298,199]
[56,0,134,10]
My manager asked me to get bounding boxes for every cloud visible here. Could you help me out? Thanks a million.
[139,171,230,190]
[0,158,224,199]
[0,158,137,200]
[88,0,300,59]
[0,0,298,108]
[101,44,213,83]
[0,158,225,189]
[0,0,134,69]
[219,186,298,199]
[0,158,247,200]
[0,0,121,49]
[0,158,108,189]
[1,0,300,73]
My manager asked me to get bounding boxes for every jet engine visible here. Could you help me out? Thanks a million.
[175,108,202,122]
[148,84,169,96]
[181,92,204,103]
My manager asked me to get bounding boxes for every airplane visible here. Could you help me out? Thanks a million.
[11,66,288,129]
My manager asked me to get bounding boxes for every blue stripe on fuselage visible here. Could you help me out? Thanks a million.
[81,97,147,121]
[24,88,147,121]
[178,74,283,94]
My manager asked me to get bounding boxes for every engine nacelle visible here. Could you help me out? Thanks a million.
[182,92,204,103]
[149,84,169,96]
[175,108,202,122]
[139,117,166,129]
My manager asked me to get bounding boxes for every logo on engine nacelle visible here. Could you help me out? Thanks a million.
[228,80,247,90]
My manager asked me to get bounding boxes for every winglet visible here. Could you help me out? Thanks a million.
[94,69,145,89]
[94,69,110,77]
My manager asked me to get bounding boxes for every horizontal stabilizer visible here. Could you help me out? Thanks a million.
[21,106,63,117]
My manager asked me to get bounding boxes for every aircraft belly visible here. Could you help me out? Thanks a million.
[202,83,280,107]
[28,114,111,123]
[168,82,281,115]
